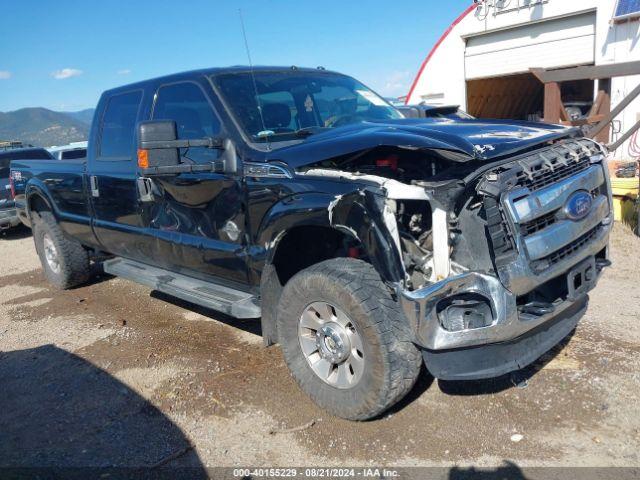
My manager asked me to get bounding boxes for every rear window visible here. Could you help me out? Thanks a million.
[0,149,53,177]
[60,149,87,160]
[99,90,143,159]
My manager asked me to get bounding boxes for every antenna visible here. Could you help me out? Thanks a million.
[239,9,270,150]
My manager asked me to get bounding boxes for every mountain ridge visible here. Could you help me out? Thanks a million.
[0,107,95,147]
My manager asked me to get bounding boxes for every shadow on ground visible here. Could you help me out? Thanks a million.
[152,290,263,337]
[449,461,528,479]
[0,344,207,475]
[0,225,32,240]
[437,329,576,396]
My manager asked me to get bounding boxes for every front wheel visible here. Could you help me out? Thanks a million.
[277,258,422,420]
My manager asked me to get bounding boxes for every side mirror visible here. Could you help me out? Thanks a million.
[220,138,238,175]
[137,120,180,170]
[137,120,237,175]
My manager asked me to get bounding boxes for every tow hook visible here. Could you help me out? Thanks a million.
[519,301,555,316]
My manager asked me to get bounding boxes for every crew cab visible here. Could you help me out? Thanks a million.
[1,147,53,231]
[11,67,613,420]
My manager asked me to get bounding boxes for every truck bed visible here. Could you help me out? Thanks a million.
[10,158,88,230]
[11,158,86,193]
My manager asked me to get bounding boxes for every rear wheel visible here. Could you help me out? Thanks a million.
[277,258,422,420]
[33,211,91,289]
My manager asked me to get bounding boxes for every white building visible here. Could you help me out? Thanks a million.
[406,0,640,161]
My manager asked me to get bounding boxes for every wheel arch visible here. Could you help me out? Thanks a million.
[26,183,57,219]
[256,191,405,346]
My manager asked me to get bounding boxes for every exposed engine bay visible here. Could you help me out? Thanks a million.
[298,146,484,291]
[297,136,608,304]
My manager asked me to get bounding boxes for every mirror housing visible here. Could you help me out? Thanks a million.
[137,120,180,169]
[220,138,238,174]
[137,120,236,175]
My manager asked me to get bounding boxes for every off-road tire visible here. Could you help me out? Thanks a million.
[277,258,422,420]
[32,211,91,289]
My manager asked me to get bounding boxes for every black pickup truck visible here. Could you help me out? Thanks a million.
[1,147,53,231]
[11,67,613,420]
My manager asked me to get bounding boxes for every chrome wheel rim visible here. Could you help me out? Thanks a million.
[298,301,365,389]
[42,233,61,274]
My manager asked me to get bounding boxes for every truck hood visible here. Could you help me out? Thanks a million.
[267,118,578,168]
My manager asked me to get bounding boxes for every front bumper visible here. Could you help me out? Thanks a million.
[398,241,609,380]
[397,139,612,380]
[421,297,587,381]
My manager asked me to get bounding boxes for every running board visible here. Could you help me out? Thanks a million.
[103,258,261,319]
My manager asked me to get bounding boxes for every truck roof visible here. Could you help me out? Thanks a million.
[102,66,342,96]
[0,147,53,159]
[47,141,88,154]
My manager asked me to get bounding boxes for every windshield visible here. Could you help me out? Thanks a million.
[211,71,403,143]
[427,107,474,120]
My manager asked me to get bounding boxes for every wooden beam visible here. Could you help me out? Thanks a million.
[588,81,640,140]
[559,101,571,123]
[531,61,640,83]
[544,82,562,124]
[593,85,611,144]
[589,90,606,118]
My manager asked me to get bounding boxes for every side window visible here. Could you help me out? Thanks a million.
[99,91,142,159]
[153,82,221,164]
[61,149,87,160]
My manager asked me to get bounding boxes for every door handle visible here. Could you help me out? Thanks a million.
[90,176,99,197]
[137,177,154,202]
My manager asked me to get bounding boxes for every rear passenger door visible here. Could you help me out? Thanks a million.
[140,80,249,284]
[90,89,153,261]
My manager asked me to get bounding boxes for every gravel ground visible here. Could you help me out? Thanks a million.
[0,225,639,472]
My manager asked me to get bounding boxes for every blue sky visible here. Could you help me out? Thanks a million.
[0,0,471,112]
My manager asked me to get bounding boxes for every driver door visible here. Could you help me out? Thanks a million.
[140,80,249,284]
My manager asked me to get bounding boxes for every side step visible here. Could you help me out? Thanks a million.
[103,257,261,319]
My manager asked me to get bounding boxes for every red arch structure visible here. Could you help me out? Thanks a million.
[405,3,476,104]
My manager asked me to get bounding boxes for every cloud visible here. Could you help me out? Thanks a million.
[51,68,83,80]
[54,103,90,111]
[117,69,131,75]
[381,70,412,97]
[0,71,11,80]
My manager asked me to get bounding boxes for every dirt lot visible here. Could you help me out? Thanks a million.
[0,225,639,472]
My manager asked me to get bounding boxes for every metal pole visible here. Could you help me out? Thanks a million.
[607,117,640,152]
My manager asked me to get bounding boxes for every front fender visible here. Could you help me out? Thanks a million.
[255,190,404,284]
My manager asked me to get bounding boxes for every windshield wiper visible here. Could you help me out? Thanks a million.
[254,126,329,141]
[294,126,328,137]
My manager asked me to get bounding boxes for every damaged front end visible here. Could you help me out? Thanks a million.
[297,136,613,381]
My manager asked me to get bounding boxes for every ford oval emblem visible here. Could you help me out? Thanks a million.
[564,190,593,221]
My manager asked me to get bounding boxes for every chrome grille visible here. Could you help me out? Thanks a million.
[481,138,612,296]
[530,226,602,272]
[520,211,557,236]
[519,188,601,237]
[516,155,591,191]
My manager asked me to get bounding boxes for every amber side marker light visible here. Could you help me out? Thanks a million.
[137,149,149,168]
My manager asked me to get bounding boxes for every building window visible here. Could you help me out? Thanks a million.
[614,0,640,21]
